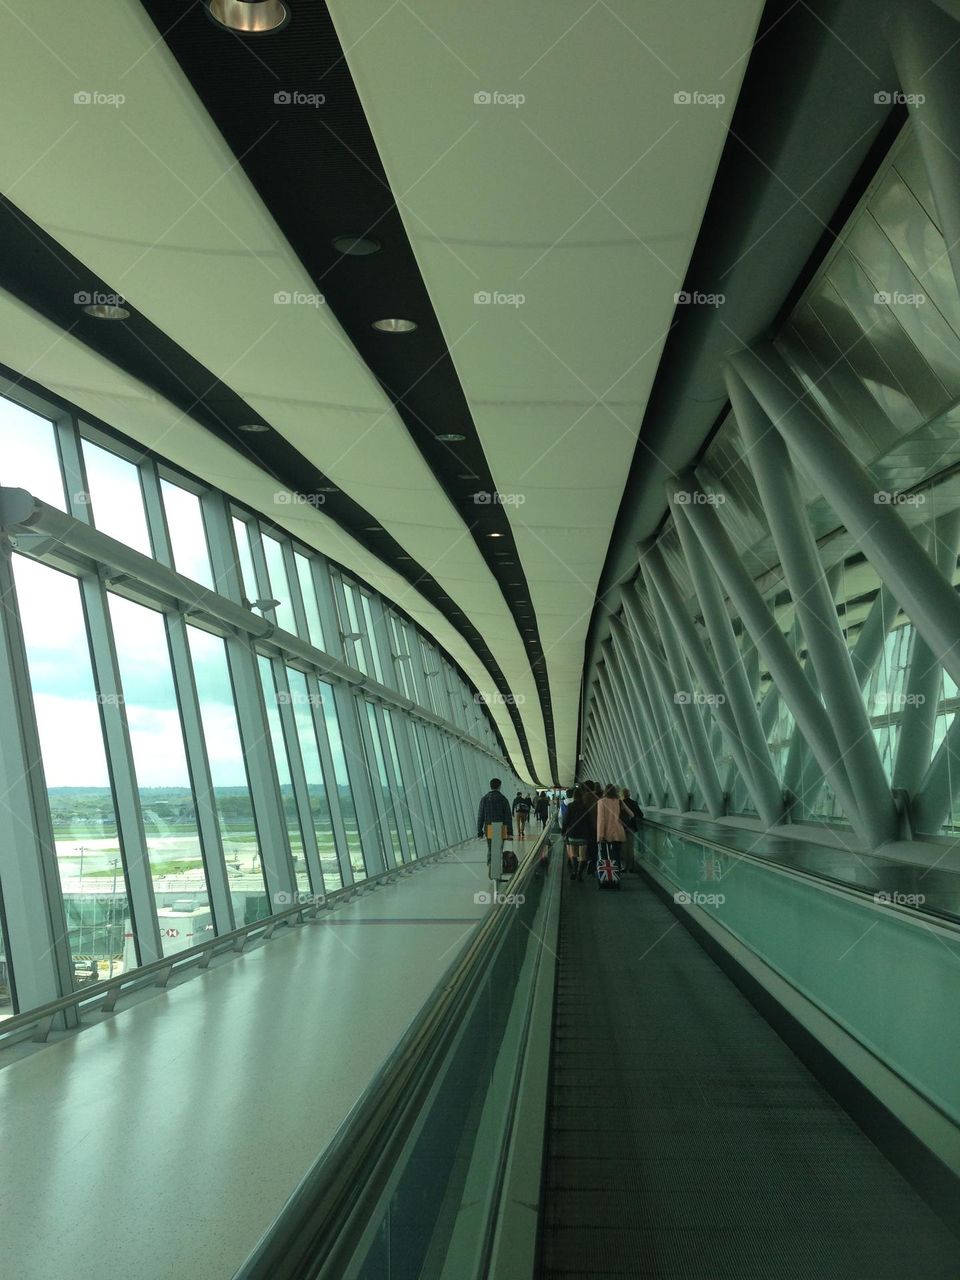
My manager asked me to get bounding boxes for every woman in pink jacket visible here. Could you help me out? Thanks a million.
[596,784,627,864]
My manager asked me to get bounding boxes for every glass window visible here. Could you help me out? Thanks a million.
[256,656,310,894]
[383,709,416,858]
[13,554,132,985]
[360,595,385,684]
[295,553,325,651]
[0,397,65,509]
[341,579,367,674]
[262,533,297,634]
[411,722,442,849]
[389,615,412,699]
[187,625,269,923]
[365,703,402,862]
[81,439,152,555]
[232,517,259,604]
[320,681,366,880]
[108,593,214,950]
[287,670,342,891]
[160,480,213,589]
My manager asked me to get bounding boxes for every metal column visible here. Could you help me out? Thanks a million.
[892,514,960,797]
[638,568,725,817]
[731,344,960,698]
[672,475,869,842]
[726,364,896,846]
[645,536,783,827]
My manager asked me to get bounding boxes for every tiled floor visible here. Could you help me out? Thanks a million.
[0,843,493,1280]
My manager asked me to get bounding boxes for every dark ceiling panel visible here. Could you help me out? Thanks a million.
[137,0,558,782]
[0,195,526,769]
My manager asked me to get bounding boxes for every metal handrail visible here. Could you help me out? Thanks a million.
[640,816,960,932]
[0,838,472,1048]
[233,822,555,1280]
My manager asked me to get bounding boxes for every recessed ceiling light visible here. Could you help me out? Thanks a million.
[365,525,383,532]
[317,485,338,493]
[488,532,504,538]
[397,555,412,561]
[332,235,381,256]
[458,473,479,480]
[206,0,289,34]
[83,303,130,320]
[372,318,417,333]
[238,422,270,433]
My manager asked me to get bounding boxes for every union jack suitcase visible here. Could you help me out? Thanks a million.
[596,843,621,891]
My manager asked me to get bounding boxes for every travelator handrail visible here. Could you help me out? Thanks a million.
[0,838,471,1050]
[233,823,555,1280]
[640,815,960,934]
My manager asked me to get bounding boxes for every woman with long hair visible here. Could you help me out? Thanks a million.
[596,783,627,873]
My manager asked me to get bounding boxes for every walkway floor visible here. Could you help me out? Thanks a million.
[539,867,959,1278]
[0,842,494,1280]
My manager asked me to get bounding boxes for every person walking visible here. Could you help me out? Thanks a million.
[477,778,513,876]
[513,791,532,839]
[561,785,591,880]
[596,784,627,875]
[619,787,643,874]
[535,791,549,830]
[582,781,601,874]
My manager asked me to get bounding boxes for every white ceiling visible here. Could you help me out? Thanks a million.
[327,0,763,780]
[0,0,762,783]
[0,0,544,775]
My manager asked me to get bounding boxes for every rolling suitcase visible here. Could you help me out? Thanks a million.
[596,842,621,891]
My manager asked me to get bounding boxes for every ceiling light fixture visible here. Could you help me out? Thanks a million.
[488,532,504,538]
[435,432,465,442]
[332,235,381,256]
[206,0,290,34]
[372,318,417,333]
[237,423,270,433]
[83,303,129,320]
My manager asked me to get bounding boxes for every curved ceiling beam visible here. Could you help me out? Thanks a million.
[0,0,551,780]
